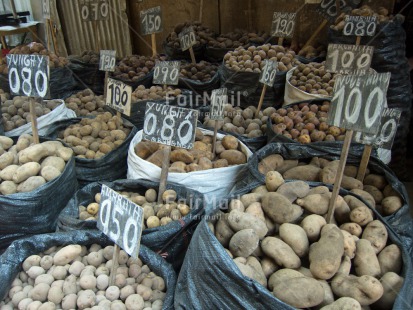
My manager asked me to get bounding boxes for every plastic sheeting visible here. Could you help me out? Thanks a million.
[0,230,177,309]
[68,59,106,95]
[58,179,205,270]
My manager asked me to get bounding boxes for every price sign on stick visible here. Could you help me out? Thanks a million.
[80,0,109,21]
[98,185,144,259]
[143,103,198,149]
[140,6,163,35]
[327,73,390,135]
[7,54,50,98]
[259,60,278,87]
[106,78,132,116]
[43,0,50,19]
[354,108,401,150]
[325,44,373,75]
[210,88,227,121]
[153,61,180,86]
[316,0,360,23]
[343,16,377,37]
[99,50,116,72]
[271,12,296,38]
[179,27,197,51]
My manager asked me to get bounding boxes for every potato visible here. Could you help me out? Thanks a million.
[300,214,326,242]
[364,174,387,190]
[246,256,267,287]
[77,289,96,309]
[283,165,321,181]
[219,150,247,165]
[0,136,13,150]
[340,222,362,237]
[162,189,176,203]
[354,239,381,277]
[351,189,375,208]
[227,210,268,239]
[265,171,284,191]
[53,245,82,266]
[41,166,62,181]
[381,196,403,215]
[279,223,309,257]
[275,181,310,202]
[125,294,144,309]
[331,273,384,306]
[240,193,262,208]
[0,164,19,181]
[349,206,373,226]
[361,220,388,254]
[260,257,279,278]
[40,156,66,172]
[0,180,17,195]
[228,199,245,212]
[17,176,46,193]
[372,272,404,310]
[296,193,330,215]
[261,237,301,268]
[320,297,361,310]
[215,214,235,247]
[221,135,239,150]
[28,283,50,302]
[262,192,302,224]
[363,185,384,204]
[309,225,344,280]
[134,141,158,159]
[229,229,259,257]
[341,229,357,259]
[47,286,64,304]
[18,144,49,164]
[170,149,194,164]
[0,152,15,169]
[378,244,402,274]
[258,155,284,175]
[245,202,265,222]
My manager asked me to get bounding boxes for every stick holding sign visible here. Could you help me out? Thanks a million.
[256,60,277,117]
[325,72,390,223]
[140,7,163,57]
[100,50,118,116]
[210,88,227,157]
[179,27,197,64]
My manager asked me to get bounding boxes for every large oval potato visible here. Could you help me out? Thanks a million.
[261,192,303,224]
[354,239,381,278]
[378,244,402,275]
[300,214,326,242]
[279,223,309,257]
[229,229,259,258]
[361,220,388,254]
[261,237,301,269]
[372,272,404,310]
[227,210,268,239]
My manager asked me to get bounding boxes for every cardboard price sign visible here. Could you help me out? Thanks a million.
[271,12,296,38]
[143,103,198,149]
[354,108,401,150]
[80,0,109,21]
[179,27,197,51]
[343,15,377,36]
[316,0,360,23]
[153,61,180,86]
[99,50,116,72]
[7,54,50,98]
[106,78,132,116]
[97,185,144,259]
[210,88,227,121]
[43,0,50,19]
[140,6,163,35]
[325,44,373,75]
[327,72,390,135]
[259,60,278,87]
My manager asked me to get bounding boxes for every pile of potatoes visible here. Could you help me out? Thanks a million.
[0,43,68,74]
[224,44,297,73]
[0,244,167,310]
[65,89,105,117]
[58,113,131,159]
[0,89,10,102]
[165,21,216,50]
[180,61,218,82]
[332,5,392,31]
[0,135,73,195]
[135,130,248,173]
[80,188,191,229]
[70,51,100,64]
[2,97,62,132]
[131,85,182,102]
[289,62,336,96]
[297,45,327,59]
[258,155,404,216]
[208,29,271,49]
[112,55,167,82]
[269,101,346,143]
[210,172,404,309]
[203,104,269,138]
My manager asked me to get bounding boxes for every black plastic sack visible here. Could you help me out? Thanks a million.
[175,184,413,309]
[0,149,77,252]
[163,41,206,61]
[205,46,234,63]
[295,55,325,64]
[0,67,79,100]
[58,179,205,270]
[178,71,220,96]
[68,59,106,95]
[44,117,137,188]
[0,230,177,309]
[110,71,155,92]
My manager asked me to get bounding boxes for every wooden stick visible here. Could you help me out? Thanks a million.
[151,33,157,56]
[335,0,341,16]
[278,37,284,46]
[109,244,120,286]
[46,19,51,51]
[10,0,17,19]
[199,0,203,23]
[356,36,361,46]
[29,98,40,144]
[93,20,100,52]
[157,146,171,204]
[189,47,196,64]
[303,19,328,49]
[356,145,372,182]
[49,19,59,56]
[326,130,353,224]
[212,120,219,159]
[255,84,267,118]
[104,71,109,103]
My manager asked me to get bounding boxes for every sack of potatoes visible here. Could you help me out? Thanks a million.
[0,230,175,310]
[201,174,407,309]
[131,85,183,103]
[69,51,100,64]
[165,21,216,51]
[253,145,407,218]
[64,89,105,117]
